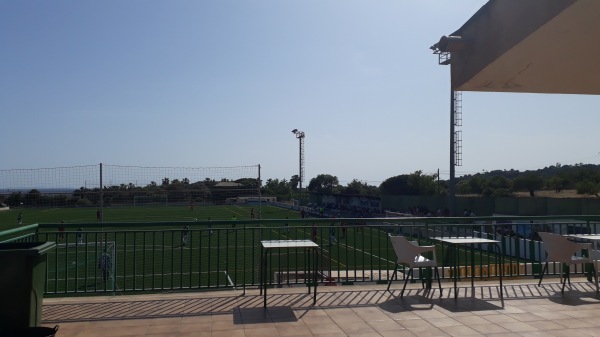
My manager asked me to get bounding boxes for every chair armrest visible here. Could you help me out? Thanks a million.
[414,245,437,261]
[414,245,435,254]
[572,242,593,252]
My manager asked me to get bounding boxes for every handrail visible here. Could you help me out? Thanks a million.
[0,223,39,236]
[0,224,39,243]
[3,216,600,297]
[33,215,600,228]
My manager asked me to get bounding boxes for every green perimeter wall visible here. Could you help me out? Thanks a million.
[382,195,600,216]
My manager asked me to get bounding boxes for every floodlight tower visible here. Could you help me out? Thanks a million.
[291,129,305,195]
[431,35,466,216]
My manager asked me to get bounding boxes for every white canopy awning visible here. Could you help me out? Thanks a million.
[434,0,600,94]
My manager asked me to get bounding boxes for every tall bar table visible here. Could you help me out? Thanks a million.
[432,237,503,300]
[260,240,319,308]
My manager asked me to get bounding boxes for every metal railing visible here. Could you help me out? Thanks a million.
[0,224,38,244]
[1,216,600,296]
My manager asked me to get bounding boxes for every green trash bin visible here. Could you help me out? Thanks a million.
[0,242,55,337]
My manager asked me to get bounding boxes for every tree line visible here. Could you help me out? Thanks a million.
[2,162,599,208]
[0,177,260,207]
[263,163,600,199]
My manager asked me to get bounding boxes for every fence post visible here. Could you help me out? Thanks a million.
[99,163,103,222]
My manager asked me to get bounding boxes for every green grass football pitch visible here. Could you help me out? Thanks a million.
[0,204,299,231]
[1,205,399,295]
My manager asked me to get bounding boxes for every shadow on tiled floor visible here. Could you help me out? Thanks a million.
[42,278,600,337]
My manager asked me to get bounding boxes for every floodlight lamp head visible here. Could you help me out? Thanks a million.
[292,129,298,134]
[437,35,466,53]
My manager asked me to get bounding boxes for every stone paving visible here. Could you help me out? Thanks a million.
[42,277,600,337]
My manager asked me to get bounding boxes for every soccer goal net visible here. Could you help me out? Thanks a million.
[50,241,117,292]
[133,195,168,207]
[103,164,262,207]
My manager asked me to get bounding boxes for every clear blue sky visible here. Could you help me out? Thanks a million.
[2,0,599,187]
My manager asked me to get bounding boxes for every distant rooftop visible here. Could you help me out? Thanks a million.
[214,181,242,187]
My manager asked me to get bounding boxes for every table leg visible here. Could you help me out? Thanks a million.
[259,246,264,296]
[496,243,503,300]
[263,248,269,308]
[470,246,475,289]
[313,247,318,305]
[306,248,311,294]
[453,244,458,300]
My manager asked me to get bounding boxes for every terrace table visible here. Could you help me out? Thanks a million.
[431,237,503,300]
[565,233,600,253]
[260,239,319,308]
[565,233,600,246]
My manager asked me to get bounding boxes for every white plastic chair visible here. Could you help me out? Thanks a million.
[589,249,600,293]
[387,235,442,297]
[538,232,598,293]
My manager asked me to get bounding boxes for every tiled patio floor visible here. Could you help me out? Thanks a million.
[43,277,600,337]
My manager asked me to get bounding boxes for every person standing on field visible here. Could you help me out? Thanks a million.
[329,223,337,245]
[182,225,189,246]
[98,250,112,283]
[58,220,65,240]
[77,227,84,244]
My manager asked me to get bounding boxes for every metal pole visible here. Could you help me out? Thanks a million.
[299,138,303,194]
[292,129,305,205]
[449,90,456,216]
[437,168,440,195]
[258,164,262,219]
[99,163,103,222]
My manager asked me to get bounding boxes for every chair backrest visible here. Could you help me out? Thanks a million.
[539,232,584,263]
[389,235,425,264]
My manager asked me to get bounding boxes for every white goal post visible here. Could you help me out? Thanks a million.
[385,210,412,218]
[55,241,117,290]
